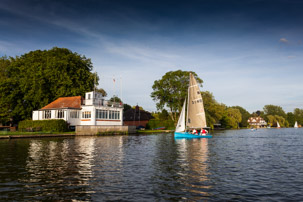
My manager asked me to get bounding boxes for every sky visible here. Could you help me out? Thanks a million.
[1,0,303,113]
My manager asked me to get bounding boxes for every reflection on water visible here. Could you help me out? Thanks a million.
[175,138,211,199]
[1,129,303,201]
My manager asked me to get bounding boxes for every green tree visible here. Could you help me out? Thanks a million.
[201,91,225,128]
[221,107,242,129]
[267,115,287,127]
[231,106,251,128]
[110,95,122,103]
[293,108,303,126]
[151,70,203,121]
[263,105,287,118]
[0,47,96,123]
[287,112,295,127]
[123,103,132,112]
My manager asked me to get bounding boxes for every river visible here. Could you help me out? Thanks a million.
[0,128,303,201]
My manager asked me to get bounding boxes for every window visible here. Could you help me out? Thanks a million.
[96,109,108,119]
[109,110,120,120]
[82,111,91,119]
[70,110,79,118]
[43,110,51,119]
[88,94,91,100]
[56,110,64,118]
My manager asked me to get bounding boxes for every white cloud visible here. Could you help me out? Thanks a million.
[279,38,288,43]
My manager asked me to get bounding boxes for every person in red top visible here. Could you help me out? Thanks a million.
[201,128,208,135]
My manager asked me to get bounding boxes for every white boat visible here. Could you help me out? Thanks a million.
[277,121,281,128]
[294,121,298,128]
[174,73,212,139]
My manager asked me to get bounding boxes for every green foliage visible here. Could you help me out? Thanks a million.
[263,105,286,118]
[287,112,295,127]
[151,70,203,121]
[110,95,122,103]
[201,91,225,128]
[95,88,107,97]
[220,107,242,129]
[0,47,96,123]
[146,119,175,130]
[267,115,287,127]
[18,120,68,132]
[123,103,132,112]
[293,108,303,126]
[231,106,251,127]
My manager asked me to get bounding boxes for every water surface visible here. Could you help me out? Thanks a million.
[0,128,303,201]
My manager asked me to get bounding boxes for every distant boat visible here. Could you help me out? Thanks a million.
[294,121,298,128]
[174,73,212,139]
[277,121,281,128]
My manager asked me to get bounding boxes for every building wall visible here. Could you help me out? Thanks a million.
[76,125,136,135]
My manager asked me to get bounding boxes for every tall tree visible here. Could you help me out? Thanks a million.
[263,105,287,118]
[231,106,251,127]
[0,47,97,123]
[151,70,203,121]
[220,107,242,129]
[201,91,225,128]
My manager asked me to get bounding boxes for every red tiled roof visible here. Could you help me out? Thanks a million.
[42,96,82,109]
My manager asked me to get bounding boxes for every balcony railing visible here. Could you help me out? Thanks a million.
[82,99,123,108]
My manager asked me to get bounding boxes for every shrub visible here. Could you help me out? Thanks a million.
[18,120,68,132]
[146,119,175,130]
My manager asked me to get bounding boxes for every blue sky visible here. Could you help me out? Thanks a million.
[1,0,303,113]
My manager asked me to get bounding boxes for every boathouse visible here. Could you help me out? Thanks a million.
[32,91,124,127]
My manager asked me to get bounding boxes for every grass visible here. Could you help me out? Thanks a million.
[0,131,75,136]
[137,129,173,133]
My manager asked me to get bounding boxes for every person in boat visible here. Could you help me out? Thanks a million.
[201,128,208,136]
[192,129,198,134]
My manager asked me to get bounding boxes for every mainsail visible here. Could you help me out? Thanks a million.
[277,122,281,128]
[186,73,207,129]
[175,99,186,132]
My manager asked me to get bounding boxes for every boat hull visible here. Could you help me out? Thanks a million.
[174,132,212,138]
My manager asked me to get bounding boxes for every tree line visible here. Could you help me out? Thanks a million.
[151,70,302,129]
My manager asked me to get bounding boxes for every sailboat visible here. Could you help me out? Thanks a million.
[294,121,298,128]
[174,73,212,138]
[277,121,281,128]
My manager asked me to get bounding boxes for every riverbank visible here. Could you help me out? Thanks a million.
[137,129,174,134]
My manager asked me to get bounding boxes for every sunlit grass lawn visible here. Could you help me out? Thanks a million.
[0,131,75,136]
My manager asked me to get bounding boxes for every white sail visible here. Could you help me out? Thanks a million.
[277,122,280,128]
[294,121,298,128]
[186,73,207,129]
[175,99,186,132]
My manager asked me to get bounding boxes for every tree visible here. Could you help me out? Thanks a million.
[201,91,225,128]
[221,107,242,129]
[293,108,303,126]
[151,70,203,121]
[109,95,122,103]
[287,112,295,127]
[123,103,132,112]
[0,47,97,123]
[263,105,286,118]
[95,88,107,97]
[267,114,287,127]
[231,106,251,128]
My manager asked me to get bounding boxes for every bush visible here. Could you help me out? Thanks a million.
[146,119,175,130]
[18,120,68,132]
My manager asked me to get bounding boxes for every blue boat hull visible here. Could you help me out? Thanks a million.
[174,132,212,138]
